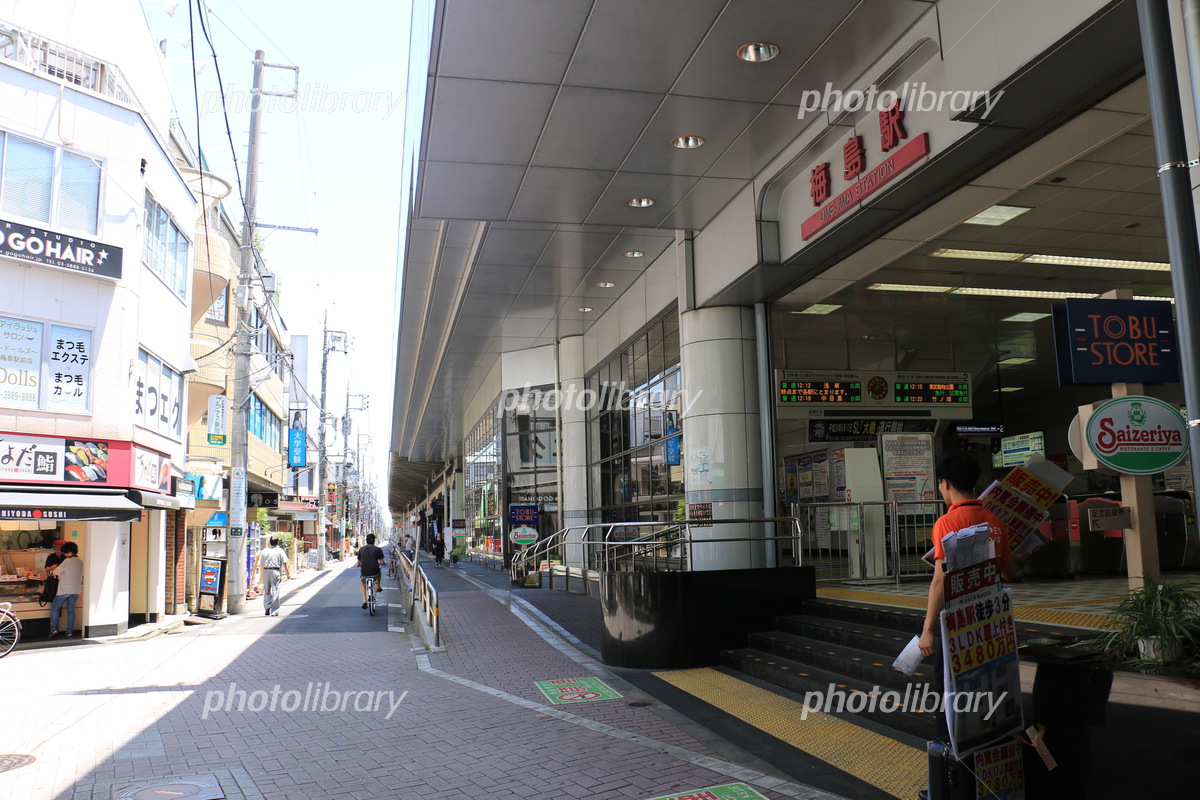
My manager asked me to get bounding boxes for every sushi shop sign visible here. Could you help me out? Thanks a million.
[0,432,145,487]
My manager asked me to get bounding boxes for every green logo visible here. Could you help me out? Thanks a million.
[1128,401,1147,426]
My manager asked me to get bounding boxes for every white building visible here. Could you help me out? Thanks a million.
[0,1,205,636]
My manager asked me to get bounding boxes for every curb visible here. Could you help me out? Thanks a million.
[111,618,186,643]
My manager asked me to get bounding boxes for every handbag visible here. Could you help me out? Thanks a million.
[39,575,59,605]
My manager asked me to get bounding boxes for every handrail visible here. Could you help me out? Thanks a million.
[510,517,805,584]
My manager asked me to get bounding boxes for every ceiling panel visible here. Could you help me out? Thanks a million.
[419,162,526,220]
[477,226,554,265]
[468,264,534,293]
[509,166,615,223]
[672,0,853,104]
[708,103,813,180]
[562,0,726,93]
[621,95,765,176]
[656,176,749,230]
[532,87,664,170]
[436,0,590,83]
[536,230,621,268]
[427,78,558,164]
[585,171,704,227]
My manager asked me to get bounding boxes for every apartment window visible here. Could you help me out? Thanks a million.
[205,287,229,324]
[143,192,189,299]
[0,133,101,235]
[247,394,282,450]
[250,307,286,377]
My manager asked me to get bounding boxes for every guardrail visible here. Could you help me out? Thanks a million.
[509,517,806,587]
[402,551,440,647]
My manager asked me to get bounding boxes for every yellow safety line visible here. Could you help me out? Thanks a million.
[815,587,1113,629]
[653,667,924,800]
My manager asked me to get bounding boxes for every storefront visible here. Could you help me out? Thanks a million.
[0,433,182,636]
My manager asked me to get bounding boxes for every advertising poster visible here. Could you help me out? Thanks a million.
[880,433,935,505]
[979,456,1074,555]
[47,324,91,412]
[797,455,814,503]
[812,452,830,501]
[940,560,1023,758]
[973,740,1026,799]
[784,458,799,505]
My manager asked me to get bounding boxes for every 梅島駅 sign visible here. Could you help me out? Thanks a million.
[1085,396,1188,475]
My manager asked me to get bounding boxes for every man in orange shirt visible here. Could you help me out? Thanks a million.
[918,452,1027,657]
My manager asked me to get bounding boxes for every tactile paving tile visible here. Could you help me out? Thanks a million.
[654,667,924,799]
[816,587,1114,629]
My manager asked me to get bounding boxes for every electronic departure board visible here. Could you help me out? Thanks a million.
[893,380,970,404]
[776,370,972,409]
[778,379,862,403]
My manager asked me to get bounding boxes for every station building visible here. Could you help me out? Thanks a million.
[389,1,1198,593]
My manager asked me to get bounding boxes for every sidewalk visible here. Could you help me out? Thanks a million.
[0,556,845,800]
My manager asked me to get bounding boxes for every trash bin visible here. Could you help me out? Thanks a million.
[1021,644,1113,799]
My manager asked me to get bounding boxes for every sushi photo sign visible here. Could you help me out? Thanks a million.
[0,432,155,488]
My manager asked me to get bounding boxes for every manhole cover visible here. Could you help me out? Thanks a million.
[113,775,225,800]
[627,701,652,708]
[0,754,35,773]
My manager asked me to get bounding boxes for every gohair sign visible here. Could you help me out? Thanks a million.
[1085,395,1188,475]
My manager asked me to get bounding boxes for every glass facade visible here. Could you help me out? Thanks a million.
[464,403,502,552]
[503,387,559,542]
[587,310,683,524]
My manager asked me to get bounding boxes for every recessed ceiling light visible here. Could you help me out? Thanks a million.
[595,281,616,288]
[670,135,705,149]
[963,205,1033,226]
[999,357,1035,365]
[1002,312,1052,323]
[867,283,954,293]
[999,386,1025,392]
[737,42,779,62]
[623,250,645,258]
[576,306,593,312]
[792,303,843,315]
[625,197,655,208]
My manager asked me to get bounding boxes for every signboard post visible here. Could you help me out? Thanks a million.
[1060,290,1187,590]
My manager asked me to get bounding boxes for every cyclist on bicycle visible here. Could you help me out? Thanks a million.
[355,533,385,609]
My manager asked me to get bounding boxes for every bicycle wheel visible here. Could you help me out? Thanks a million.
[368,581,376,616]
[0,611,20,657]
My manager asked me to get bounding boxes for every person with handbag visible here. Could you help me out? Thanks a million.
[47,542,82,639]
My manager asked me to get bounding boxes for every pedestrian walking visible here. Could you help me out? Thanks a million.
[255,536,292,616]
[431,535,446,567]
[47,542,82,638]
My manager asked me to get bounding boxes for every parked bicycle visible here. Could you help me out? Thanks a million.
[0,602,21,657]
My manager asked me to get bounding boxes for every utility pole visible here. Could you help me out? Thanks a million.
[227,51,265,615]
[228,50,298,614]
[318,320,348,568]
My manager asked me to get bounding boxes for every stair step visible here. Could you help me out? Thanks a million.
[748,630,938,691]
[802,597,928,630]
[777,614,930,659]
[721,647,938,740]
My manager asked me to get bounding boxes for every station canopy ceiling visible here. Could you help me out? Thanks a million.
[392,0,1169,508]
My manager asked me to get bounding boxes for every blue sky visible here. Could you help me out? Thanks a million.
[142,0,409,507]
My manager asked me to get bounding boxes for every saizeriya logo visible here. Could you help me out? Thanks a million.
[1128,401,1147,426]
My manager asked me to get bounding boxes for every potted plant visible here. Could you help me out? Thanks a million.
[1099,581,1200,665]
[449,545,466,567]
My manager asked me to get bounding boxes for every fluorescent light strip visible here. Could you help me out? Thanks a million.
[999,386,1025,392]
[1002,312,1051,323]
[930,248,1171,272]
[793,303,843,315]
[952,287,1098,299]
[999,357,1035,365]
[964,205,1032,226]
[867,283,954,293]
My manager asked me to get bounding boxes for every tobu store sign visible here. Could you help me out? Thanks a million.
[1053,299,1179,385]
[801,101,931,241]
[1085,395,1188,475]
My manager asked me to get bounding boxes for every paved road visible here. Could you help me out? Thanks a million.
[0,558,842,800]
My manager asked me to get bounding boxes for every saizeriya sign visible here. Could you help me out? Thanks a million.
[1085,395,1188,475]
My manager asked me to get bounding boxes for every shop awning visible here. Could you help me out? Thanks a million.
[205,512,228,527]
[127,490,187,511]
[0,491,143,522]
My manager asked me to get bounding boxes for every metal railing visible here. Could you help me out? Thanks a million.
[790,500,942,585]
[509,517,806,588]
[0,20,168,147]
[399,551,439,647]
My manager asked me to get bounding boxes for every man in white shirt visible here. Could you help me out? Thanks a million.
[48,542,83,638]
[255,536,292,616]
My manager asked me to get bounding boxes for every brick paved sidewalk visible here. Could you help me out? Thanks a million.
[0,558,845,800]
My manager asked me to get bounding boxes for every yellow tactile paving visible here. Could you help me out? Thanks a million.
[653,667,924,799]
[815,587,1112,629]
